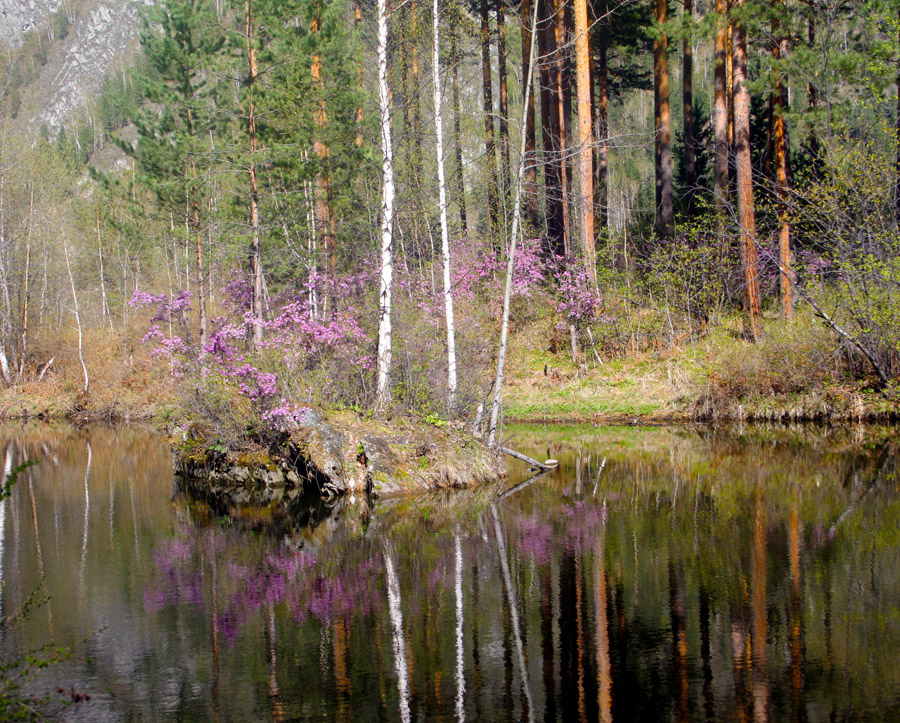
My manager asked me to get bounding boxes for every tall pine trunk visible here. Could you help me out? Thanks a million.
[311,12,337,317]
[481,0,500,244]
[520,0,539,227]
[682,0,696,214]
[574,0,595,280]
[553,0,572,256]
[733,1,762,340]
[773,2,793,319]
[895,7,900,225]
[432,0,459,409]
[654,0,674,238]
[538,0,564,256]
[376,0,396,410]
[451,28,468,232]
[592,0,609,231]
[497,1,511,200]
[807,17,820,165]
[713,0,729,207]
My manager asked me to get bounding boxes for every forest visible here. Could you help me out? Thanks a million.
[0,0,899,431]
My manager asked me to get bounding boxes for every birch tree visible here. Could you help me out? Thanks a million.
[245,0,263,344]
[487,0,540,446]
[432,0,458,409]
[375,0,396,411]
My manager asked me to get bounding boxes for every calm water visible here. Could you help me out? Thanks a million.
[1,423,899,721]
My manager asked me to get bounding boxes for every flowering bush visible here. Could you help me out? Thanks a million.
[130,233,558,430]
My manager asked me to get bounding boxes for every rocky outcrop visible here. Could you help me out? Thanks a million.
[173,411,505,498]
[0,0,148,134]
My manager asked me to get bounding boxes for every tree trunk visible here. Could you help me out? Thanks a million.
[246,0,263,344]
[520,0,539,227]
[355,0,365,147]
[895,7,900,225]
[20,181,33,377]
[409,0,421,179]
[654,0,674,238]
[487,0,540,445]
[311,13,337,317]
[553,0,572,256]
[451,27,468,233]
[538,0,564,256]
[773,4,793,319]
[713,0,729,207]
[376,0,396,411]
[186,108,208,351]
[727,16,734,150]
[0,338,10,385]
[574,0,595,280]
[592,1,609,231]
[64,238,89,394]
[807,17,820,165]
[682,0,696,214]
[432,0,459,410]
[95,204,112,332]
[481,0,500,245]
[733,3,762,340]
[497,1,511,200]
[383,545,412,723]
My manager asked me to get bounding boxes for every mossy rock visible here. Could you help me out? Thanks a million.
[173,411,505,498]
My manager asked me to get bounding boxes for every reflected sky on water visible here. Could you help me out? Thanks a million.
[1,422,899,721]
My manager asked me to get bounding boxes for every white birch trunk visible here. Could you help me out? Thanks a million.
[64,238,89,394]
[487,0,541,446]
[97,206,113,331]
[432,0,458,411]
[384,545,411,723]
[454,527,466,722]
[375,0,395,411]
[491,504,534,721]
[0,339,11,386]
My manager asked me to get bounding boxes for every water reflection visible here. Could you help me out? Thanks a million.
[0,423,899,720]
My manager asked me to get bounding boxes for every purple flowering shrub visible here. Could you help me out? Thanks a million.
[130,234,559,427]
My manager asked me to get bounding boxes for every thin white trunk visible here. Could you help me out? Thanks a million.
[97,207,113,331]
[64,238,89,394]
[454,527,466,722]
[0,338,11,385]
[0,446,9,616]
[432,0,459,411]
[487,0,541,446]
[20,174,34,378]
[79,441,91,601]
[375,0,395,411]
[491,504,534,721]
[384,545,411,723]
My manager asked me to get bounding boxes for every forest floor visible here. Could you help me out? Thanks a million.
[501,316,900,424]
[1,316,898,424]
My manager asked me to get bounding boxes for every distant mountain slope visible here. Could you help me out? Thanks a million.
[0,0,148,133]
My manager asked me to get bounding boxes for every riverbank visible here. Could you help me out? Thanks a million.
[501,316,900,424]
[2,314,899,427]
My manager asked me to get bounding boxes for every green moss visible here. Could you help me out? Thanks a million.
[237,450,273,467]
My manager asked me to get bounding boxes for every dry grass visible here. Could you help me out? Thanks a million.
[501,313,900,423]
[0,327,177,420]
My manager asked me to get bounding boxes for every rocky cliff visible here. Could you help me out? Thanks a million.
[0,0,148,132]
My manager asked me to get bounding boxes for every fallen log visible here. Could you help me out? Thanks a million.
[500,446,551,471]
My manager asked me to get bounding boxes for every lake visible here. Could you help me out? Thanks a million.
[1,422,898,721]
